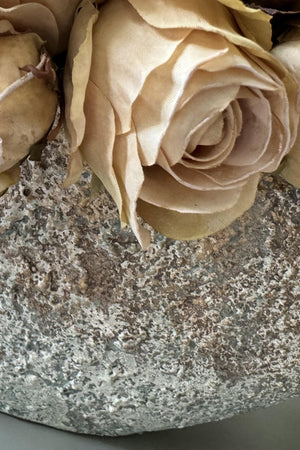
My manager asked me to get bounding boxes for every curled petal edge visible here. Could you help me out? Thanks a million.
[137,173,260,241]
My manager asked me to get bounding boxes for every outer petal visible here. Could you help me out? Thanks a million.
[64,0,99,185]
[21,0,82,52]
[91,0,190,135]
[0,4,59,54]
[218,0,272,49]
[0,0,80,54]
[79,81,123,218]
[137,174,260,240]
[139,165,243,213]
[272,30,300,187]
[281,135,300,188]
[127,0,298,104]
[128,0,272,50]
[113,130,151,248]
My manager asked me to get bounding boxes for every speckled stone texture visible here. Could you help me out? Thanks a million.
[0,135,299,436]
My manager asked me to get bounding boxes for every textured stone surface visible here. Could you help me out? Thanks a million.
[0,135,299,436]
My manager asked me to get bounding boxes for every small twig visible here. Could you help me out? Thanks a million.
[0,53,47,105]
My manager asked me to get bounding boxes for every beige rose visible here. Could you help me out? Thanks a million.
[0,0,82,193]
[65,0,299,248]
[0,0,81,54]
[0,23,57,194]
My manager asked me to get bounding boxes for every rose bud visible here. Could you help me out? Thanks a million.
[0,25,57,194]
[0,0,82,193]
[65,0,299,248]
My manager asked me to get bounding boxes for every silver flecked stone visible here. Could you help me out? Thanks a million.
[0,136,299,436]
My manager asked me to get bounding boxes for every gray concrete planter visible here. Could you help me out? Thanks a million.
[0,136,299,436]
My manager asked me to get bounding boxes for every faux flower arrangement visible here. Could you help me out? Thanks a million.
[0,0,299,248]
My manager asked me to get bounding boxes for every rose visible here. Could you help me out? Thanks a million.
[65,0,299,246]
[0,21,57,194]
[0,0,82,193]
[271,28,300,187]
[65,0,299,248]
[0,0,81,54]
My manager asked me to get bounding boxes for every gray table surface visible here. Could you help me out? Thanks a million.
[0,397,299,450]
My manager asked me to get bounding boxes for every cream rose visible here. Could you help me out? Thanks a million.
[65,0,299,248]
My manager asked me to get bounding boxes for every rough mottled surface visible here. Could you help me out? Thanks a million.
[0,135,299,436]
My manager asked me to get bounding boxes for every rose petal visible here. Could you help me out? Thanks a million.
[179,102,242,170]
[185,112,225,151]
[0,1,20,7]
[180,52,279,101]
[91,0,190,135]
[272,30,300,187]
[161,85,239,166]
[0,19,18,35]
[201,113,286,185]
[224,90,272,166]
[218,0,272,49]
[0,0,81,53]
[280,137,300,188]
[113,131,151,248]
[137,173,260,240]
[140,165,243,213]
[31,0,81,52]
[128,0,273,50]
[157,150,246,191]
[0,4,59,54]
[79,80,123,215]
[128,0,239,34]
[64,0,99,185]
[133,31,229,166]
